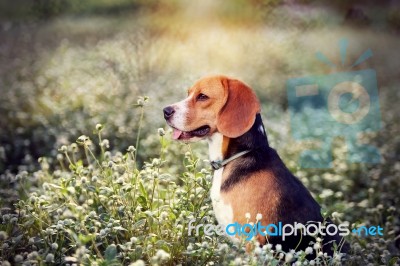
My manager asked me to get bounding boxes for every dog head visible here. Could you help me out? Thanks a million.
[163,75,260,142]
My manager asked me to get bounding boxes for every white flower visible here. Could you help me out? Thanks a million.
[77,135,90,145]
[158,128,165,136]
[275,244,282,251]
[45,253,55,263]
[56,223,64,230]
[305,246,313,255]
[313,242,321,250]
[0,231,8,241]
[14,255,23,263]
[96,123,103,131]
[59,145,68,153]
[254,247,262,255]
[28,251,39,260]
[129,260,145,266]
[234,257,242,265]
[332,212,340,219]
[155,249,170,261]
[245,213,251,219]
[334,253,342,262]
[285,253,293,263]
[256,213,262,221]
[127,146,136,152]
[101,139,110,148]
[201,242,209,248]
[71,143,78,152]
[219,243,229,252]
[2,214,10,222]
[160,212,168,219]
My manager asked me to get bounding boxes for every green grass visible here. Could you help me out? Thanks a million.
[0,98,399,265]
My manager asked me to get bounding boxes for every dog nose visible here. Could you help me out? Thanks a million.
[163,106,175,119]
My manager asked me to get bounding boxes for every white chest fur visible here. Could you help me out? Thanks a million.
[208,133,234,228]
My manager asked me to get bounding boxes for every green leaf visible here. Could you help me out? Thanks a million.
[137,196,147,208]
[78,233,94,244]
[135,246,143,257]
[133,219,146,229]
[155,240,170,251]
[121,184,132,192]
[48,183,62,189]
[104,244,117,261]
[139,180,148,198]
[169,212,176,220]
[86,185,97,192]
[12,234,23,244]
[99,213,110,221]
[113,226,127,231]
[389,257,399,266]
[23,219,34,227]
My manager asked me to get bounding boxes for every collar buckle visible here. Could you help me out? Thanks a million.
[210,160,223,170]
[210,149,252,171]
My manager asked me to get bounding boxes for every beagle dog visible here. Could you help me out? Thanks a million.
[163,75,348,255]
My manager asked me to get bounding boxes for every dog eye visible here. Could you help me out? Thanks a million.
[196,93,209,101]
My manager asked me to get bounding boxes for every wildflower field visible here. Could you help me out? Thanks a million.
[0,1,399,265]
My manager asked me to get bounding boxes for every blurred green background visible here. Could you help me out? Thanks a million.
[1,0,399,173]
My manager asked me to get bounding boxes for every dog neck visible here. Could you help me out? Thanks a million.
[207,132,226,162]
[207,114,269,162]
[226,113,269,158]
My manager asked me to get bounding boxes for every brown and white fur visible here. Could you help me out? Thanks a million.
[163,75,348,256]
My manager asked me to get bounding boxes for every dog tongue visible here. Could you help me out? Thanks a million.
[172,129,183,140]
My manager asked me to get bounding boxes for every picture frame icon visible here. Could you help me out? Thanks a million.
[286,39,382,168]
[328,80,371,125]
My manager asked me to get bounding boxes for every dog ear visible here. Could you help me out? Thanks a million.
[217,78,260,138]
